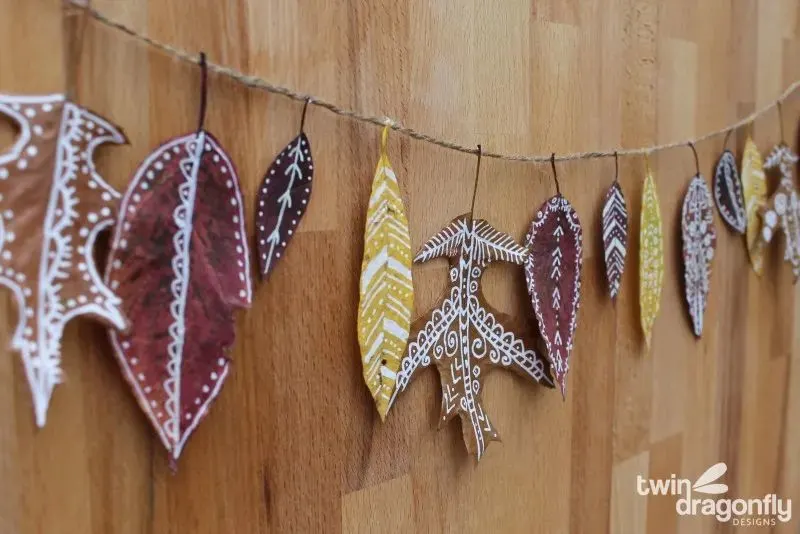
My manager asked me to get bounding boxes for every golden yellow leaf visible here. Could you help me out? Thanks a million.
[741,136,767,275]
[639,158,664,348]
[357,126,414,420]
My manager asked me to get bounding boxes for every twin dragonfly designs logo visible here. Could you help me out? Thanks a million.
[636,462,792,526]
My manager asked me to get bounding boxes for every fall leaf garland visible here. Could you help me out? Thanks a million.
[0,93,127,426]
[357,126,414,420]
[639,159,664,348]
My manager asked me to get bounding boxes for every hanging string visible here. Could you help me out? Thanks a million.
[722,128,733,150]
[75,2,800,164]
[688,142,700,176]
[550,153,561,194]
[197,52,208,132]
[469,145,482,221]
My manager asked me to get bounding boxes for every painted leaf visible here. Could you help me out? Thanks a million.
[741,137,767,274]
[0,93,127,426]
[357,127,413,421]
[389,215,552,460]
[524,195,583,398]
[760,143,800,280]
[255,133,313,280]
[681,175,716,337]
[639,163,664,348]
[713,150,746,234]
[601,181,628,300]
[105,130,252,462]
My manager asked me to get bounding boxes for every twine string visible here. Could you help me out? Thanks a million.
[75,2,800,164]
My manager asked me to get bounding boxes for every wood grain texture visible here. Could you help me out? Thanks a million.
[0,0,799,532]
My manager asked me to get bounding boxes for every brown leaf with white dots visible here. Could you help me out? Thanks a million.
[0,93,127,427]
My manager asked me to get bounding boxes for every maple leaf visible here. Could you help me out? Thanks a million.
[0,93,127,426]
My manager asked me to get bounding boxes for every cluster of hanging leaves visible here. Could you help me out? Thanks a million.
[713,150,746,234]
[601,181,628,300]
[681,175,716,337]
[255,132,314,280]
[741,137,767,275]
[357,127,413,420]
[0,93,127,427]
[639,162,664,348]
[524,195,583,398]
[105,130,252,463]
[760,143,800,280]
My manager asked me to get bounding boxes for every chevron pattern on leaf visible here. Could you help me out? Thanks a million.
[601,181,628,300]
[357,141,413,421]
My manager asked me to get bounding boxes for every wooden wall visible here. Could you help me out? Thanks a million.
[1,0,799,532]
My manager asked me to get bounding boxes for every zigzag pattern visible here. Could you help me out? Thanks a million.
[357,148,413,420]
[601,182,628,300]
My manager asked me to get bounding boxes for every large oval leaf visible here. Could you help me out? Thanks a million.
[524,194,583,398]
[105,130,252,463]
[681,175,716,337]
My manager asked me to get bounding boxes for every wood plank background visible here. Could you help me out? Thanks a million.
[0,0,799,532]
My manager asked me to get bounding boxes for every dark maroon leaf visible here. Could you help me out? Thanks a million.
[524,195,583,398]
[713,149,746,233]
[255,133,313,280]
[105,130,252,463]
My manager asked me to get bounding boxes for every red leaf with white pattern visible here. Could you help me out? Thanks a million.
[105,130,252,463]
[524,195,583,398]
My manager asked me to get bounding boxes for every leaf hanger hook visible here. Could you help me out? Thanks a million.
[723,128,733,151]
[614,151,619,183]
[550,153,561,195]
[197,52,208,133]
[469,144,482,222]
[299,97,311,133]
[688,141,700,176]
[777,99,786,143]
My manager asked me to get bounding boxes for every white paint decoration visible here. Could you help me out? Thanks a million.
[0,93,127,426]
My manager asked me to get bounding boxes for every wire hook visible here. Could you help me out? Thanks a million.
[723,128,733,151]
[614,151,619,183]
[688,141,700,176]
[550,153,561,195]
[299,97,311,133]
[197,52,208,132]
[469,145,482,221]
[777,99,786,143]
